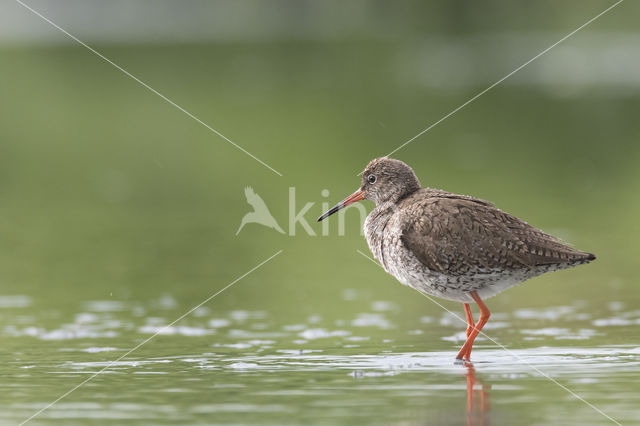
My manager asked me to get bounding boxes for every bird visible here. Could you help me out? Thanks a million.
[236,186,285,235]
[317,157,595,361]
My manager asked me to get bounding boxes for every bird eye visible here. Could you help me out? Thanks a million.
[367,175,376,184]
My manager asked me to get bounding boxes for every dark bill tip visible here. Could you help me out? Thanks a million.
[317,188,364,222]
[317,204,342,222]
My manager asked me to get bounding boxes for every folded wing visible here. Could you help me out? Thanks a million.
[399,192,594,275]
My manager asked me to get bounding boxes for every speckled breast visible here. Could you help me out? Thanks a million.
[363,204,547,303]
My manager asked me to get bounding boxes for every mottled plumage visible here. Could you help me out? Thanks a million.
[318,157,595,360]
[361,158,594,303]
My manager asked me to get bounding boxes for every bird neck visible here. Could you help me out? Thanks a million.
[367,201,397,226]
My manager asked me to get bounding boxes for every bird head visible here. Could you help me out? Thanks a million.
[317,157,421,221]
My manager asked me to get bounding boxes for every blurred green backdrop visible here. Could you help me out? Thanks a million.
[1,1,639,424]
[1,0,638,315]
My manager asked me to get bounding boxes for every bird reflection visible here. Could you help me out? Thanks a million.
[463,362,490,426]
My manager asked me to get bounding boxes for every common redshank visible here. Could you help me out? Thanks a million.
[317,157,595,361]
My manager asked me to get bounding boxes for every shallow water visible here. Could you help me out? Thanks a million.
[1,32,640,425]
[2,294,639,425]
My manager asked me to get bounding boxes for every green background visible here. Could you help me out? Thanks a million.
[1,1,638,424]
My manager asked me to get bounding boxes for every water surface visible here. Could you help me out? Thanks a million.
[2,294,639,425]
[1,35,640,426]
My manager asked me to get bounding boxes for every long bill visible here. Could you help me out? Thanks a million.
[317,188,364,222]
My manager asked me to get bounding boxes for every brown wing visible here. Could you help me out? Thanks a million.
[399,190,594,275]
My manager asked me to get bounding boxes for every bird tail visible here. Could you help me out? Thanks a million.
[236,217,247,235]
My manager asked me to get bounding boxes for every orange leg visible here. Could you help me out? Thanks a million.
[456,291,491,361]
[462,303,475,360]
[464,303,475,337]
